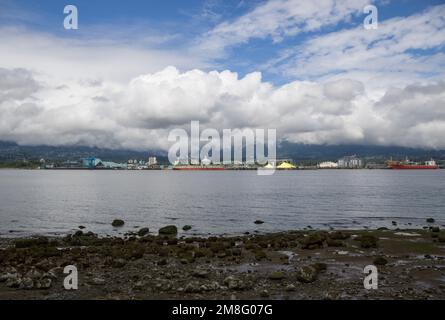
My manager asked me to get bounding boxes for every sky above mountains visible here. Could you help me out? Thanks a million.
[0,0,444,150]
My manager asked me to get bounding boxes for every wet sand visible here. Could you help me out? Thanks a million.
[1,227,445,300]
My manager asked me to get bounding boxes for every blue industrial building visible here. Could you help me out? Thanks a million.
[81,157,127,169]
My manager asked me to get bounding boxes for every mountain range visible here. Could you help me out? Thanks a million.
[1,140,444,164]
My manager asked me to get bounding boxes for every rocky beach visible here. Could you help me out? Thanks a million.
[1,223,445,300]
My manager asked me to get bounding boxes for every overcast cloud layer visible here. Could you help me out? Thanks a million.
[0,0,445,150]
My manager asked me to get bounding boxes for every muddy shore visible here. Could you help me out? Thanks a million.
[1,225,445,300]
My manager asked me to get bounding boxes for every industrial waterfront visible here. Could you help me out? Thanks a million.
[37,154,443,170]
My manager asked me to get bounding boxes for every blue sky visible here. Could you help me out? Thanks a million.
[1,0,445,150]
[2,0,444,83]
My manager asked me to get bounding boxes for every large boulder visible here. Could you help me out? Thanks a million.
[223,276,246,290]
[301,232,325,249]
[111,219,125,227]
[268,271,286,280]
[138,227,149,237]
[296,266,318,283]
[159,225,178,235]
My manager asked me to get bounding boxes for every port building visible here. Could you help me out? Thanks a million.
[82,157,127,169]
[337,155,363,168]
[318,161,338,168]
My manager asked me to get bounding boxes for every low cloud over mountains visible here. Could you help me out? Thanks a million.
[1,66,445,151]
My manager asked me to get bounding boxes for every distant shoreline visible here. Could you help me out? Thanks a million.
[1,167,443,171]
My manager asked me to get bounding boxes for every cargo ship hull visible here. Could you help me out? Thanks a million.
[389,164,438,169]
[173,167,225,170]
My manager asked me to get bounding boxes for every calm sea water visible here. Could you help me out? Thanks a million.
[0,169,444,237]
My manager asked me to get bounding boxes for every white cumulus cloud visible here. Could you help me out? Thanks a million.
[1,66,445,150]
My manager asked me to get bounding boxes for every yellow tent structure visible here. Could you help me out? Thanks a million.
[277,162,296,169]
[263,163,275,169]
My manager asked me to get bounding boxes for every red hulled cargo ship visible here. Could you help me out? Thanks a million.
[387,159,438,169]
[173,166,225,170]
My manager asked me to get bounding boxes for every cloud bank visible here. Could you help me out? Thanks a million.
[1,66,445,150]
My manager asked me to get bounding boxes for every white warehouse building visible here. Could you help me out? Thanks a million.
[317,161,338,168]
